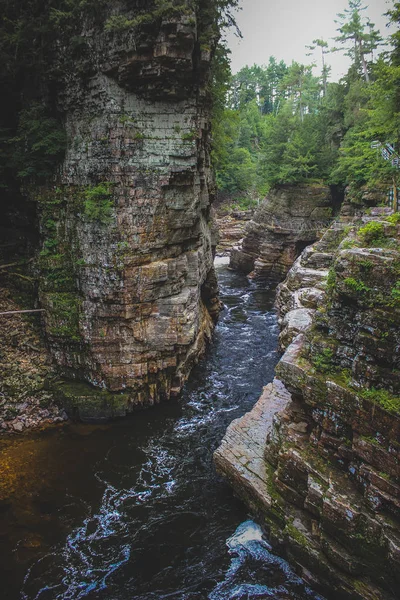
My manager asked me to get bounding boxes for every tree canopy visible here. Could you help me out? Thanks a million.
[214,0,400,203]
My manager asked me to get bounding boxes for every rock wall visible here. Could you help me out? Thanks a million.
[214,208,253,255]
[215,208,400,600]
[275,224,348,351]
[38,2,220,420]
[230,184,336,283]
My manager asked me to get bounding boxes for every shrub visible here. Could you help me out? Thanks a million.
[326,267,337,291]
[311,347,334,373]
[361,388,400,415]
[341,239,359,249]
[231,196,258,211]
[390,281,400,306]
[181,130,198,141]
[83,183,113,224]
[343,277,370,294]
[358,221,385,246]
[387,212,400,225]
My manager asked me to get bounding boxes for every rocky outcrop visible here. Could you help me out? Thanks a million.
[37,2,221,420]
[214,379,292,514]
[275,224,348,350]
[214,208,253,255]
[230,184,337,283]
[215,209,400,600]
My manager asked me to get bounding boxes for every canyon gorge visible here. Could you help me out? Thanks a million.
[0,1,399,599]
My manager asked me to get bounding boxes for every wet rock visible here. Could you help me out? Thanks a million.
[216,208,400,600]
[214,379,292,515]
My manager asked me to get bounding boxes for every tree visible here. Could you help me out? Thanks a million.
[280,62,321,121]
[306,38,331,96]
[261,57,288,114]
[334,0,382,82]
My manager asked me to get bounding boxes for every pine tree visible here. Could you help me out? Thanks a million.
[306,38,331,96]
[333,0,382,82]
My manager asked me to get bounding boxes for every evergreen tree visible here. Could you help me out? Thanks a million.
[306,38,331,96]
[333,0,382,82]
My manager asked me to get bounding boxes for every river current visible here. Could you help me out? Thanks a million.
[0,263,324,600]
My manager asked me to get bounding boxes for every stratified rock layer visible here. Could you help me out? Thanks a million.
[276,224,348,350]
[230,184,335,283]
[214,208,253,255]
[38,3,220,419]
[216,209,400,600]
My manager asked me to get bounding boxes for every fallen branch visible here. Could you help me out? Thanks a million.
[8,272,35,282]
[21,342,41,352]
[0,258,34,270]
[0,309,45,316]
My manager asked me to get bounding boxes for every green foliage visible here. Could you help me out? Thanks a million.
[0,0,112,185]
[213,3,400,197]
[360,387,400,415]
[358,259,373,270]
[231,196,258,211]
[216,146,257,193]
[326,267,337,291]
[387,212,400,224]
[341,239,359,249]
[214,56,343,193]
[48,292,81,341]
[390,281,400,305]
[8,103,66,181]
[343,277,370,293]
[311,347,335,373]
[83,183,114,225]
[358,221,385,245]
[333,0,382,83]
[181,130,198,141]
[104,1,198,32]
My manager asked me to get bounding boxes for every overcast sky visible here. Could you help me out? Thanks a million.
[225,0,395,81]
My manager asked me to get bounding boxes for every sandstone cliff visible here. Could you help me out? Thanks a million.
[215,207,400,600]
[36,2,221,420]
[230,184,338,283]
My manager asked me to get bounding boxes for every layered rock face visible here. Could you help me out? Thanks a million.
[38,2,220,419]
[215,209,400,599]
[214,208,253,255]
[230,185,335,283]
[275,224,348,350]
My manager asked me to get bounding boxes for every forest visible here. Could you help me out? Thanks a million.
[213,0,400,207]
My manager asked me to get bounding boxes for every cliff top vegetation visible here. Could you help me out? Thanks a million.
[213,0,400,205]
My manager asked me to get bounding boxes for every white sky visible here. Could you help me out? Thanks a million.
[225,0,395,81]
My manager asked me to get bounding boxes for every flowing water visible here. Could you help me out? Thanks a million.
[0,263,324,600]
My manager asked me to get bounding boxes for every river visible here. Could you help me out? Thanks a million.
[0,262,324,600]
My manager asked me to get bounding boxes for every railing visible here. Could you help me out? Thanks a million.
[371,141,400,168]
[388,186,400,212]
[371,141,399,211]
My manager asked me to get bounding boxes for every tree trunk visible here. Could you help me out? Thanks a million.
[359,40,370,82]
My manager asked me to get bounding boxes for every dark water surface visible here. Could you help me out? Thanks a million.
[0,264,323,600]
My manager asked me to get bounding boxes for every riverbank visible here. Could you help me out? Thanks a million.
[0,287,68,433]
[215,210,400,600]
[2,263,315,600]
